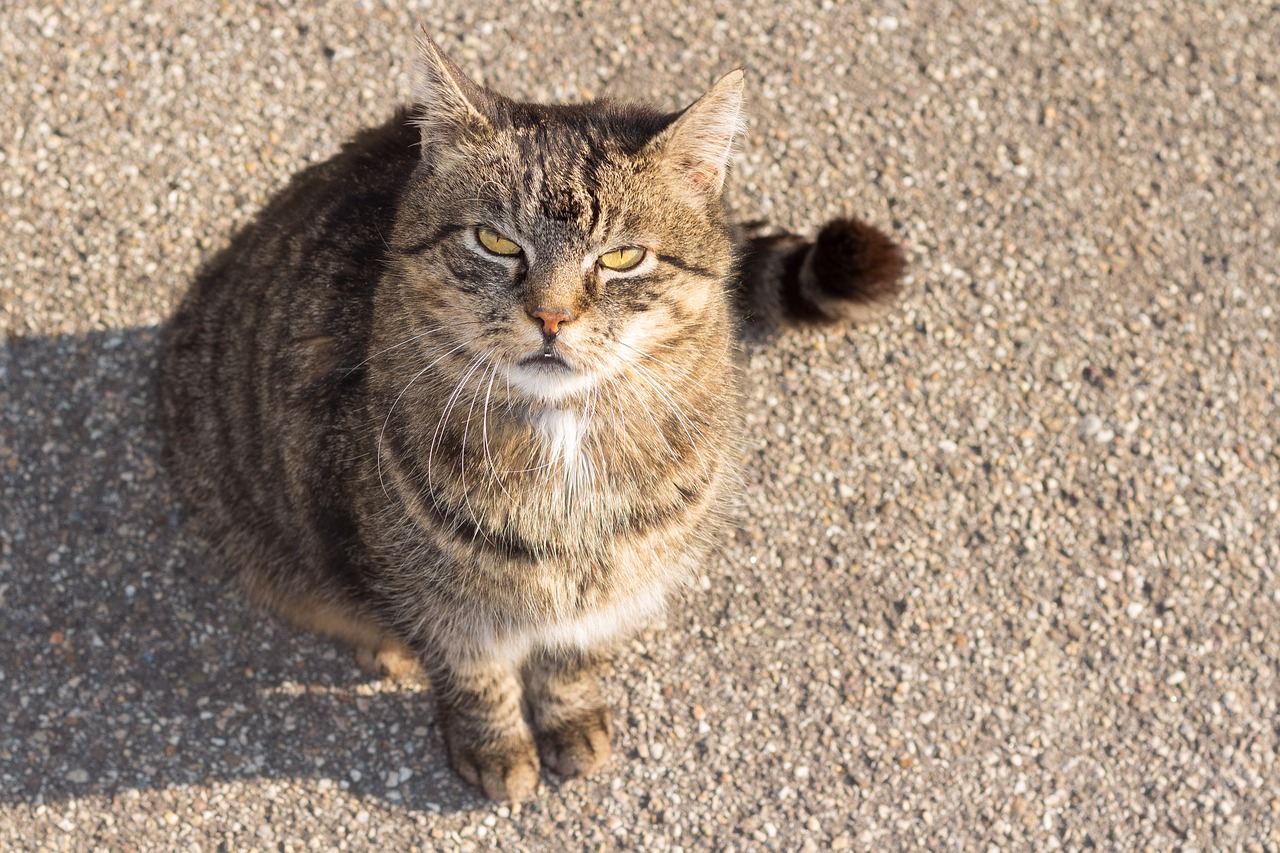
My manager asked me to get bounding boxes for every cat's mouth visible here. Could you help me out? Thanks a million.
[508,347,595,402]
[518,349,573,373]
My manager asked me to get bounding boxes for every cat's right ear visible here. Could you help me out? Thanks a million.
[411,29,494,145]
[650,69,746,201]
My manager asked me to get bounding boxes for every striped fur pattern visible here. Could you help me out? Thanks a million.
[157,33,903,801]
[735,218,905,326]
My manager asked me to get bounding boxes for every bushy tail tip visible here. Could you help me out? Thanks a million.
[736,217,905,327]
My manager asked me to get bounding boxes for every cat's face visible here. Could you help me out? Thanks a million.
[388,38,744,406]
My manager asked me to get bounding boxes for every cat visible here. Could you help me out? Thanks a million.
[156,31,903,801]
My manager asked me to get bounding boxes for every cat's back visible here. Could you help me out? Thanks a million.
[157,111,421,551]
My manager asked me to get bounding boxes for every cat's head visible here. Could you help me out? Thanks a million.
[388,33,744,405]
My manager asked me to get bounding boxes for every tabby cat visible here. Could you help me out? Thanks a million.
[157,32,903,801]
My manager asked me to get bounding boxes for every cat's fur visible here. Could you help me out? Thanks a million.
[157,33,903,801]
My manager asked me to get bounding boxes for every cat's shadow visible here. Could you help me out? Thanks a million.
[1,327,497,814]
[3,323,775,814]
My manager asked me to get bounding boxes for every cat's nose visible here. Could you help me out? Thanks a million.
[528,307,575,337]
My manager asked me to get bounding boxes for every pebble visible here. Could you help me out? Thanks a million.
[1080,415,1104,438]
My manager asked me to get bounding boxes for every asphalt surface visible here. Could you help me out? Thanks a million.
[3,1,1278,850]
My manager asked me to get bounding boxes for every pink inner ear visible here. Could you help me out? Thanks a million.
[662,73,744,195]
[673,129,734,191]
[691,168,719,189]
[679,156,722,190]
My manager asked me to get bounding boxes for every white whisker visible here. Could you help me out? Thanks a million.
[343,327,446,375]
[625,359,711,472]
[614,338,717,396]
[481,358,514,502]
[375,338,470,498]
[608,369,680,463]
[428,351,492,493]
[458,349,499,533]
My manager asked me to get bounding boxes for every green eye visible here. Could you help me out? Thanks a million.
[476,227,521,256]
[598,246,645,272]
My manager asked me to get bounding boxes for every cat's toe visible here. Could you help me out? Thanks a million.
[481,754,540,802]
[353,639,423,681]
[448,738,541,802]
[373,644,423,681]
[537,706,613,778]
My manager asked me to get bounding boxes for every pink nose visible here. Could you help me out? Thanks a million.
[529,308,575,336]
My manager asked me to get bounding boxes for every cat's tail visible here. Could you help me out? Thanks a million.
[734,217,905,327]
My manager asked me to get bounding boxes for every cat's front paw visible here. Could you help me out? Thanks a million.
[535,705,613,778]
[446,734,541,802]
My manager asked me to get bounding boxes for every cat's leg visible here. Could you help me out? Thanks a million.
[430,652,540,801]
[522,647,613,778]
[284,596,421,680]
[240,563,423,681]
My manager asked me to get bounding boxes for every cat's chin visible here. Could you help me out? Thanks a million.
[506,360,597,403]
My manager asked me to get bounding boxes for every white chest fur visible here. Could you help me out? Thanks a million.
[490,572,671,663]
[536,407,587,477]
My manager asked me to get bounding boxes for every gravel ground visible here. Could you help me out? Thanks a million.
[3,1,1278,850]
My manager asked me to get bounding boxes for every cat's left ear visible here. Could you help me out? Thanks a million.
[655,69,746,197]
[411,29,494,143]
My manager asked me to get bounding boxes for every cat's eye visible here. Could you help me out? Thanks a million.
[598,246,645,272]
[476,227,522,256]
